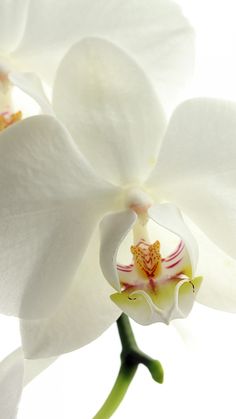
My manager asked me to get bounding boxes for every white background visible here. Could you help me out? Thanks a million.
[1,0,236,418]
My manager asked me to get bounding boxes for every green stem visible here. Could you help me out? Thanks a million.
[116,313,138,351]
[93,314,164,419]
[93,364,137,419]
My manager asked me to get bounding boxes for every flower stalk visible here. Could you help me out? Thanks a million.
[93,314,164,418]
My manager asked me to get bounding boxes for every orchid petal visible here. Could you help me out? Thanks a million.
[15,0,194,110]
[24,354,57,386]
[148,99,236,259]
[100,210,137,291]
[9,72,53,114]
[0,1,30,53]
[111,276,202,325]
[149,203,198,274]
[53,37,166,185]
[111,290,154,325]
[184,216,236,313]
[176,277,202,318]
[0,115,117,319]
[0,349,24,419]
[21,231,121,358]
[0,348,57,419]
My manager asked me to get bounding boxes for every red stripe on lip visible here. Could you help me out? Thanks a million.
[163,241,184,262]
[165,258,183,269]
[117,265,133,272]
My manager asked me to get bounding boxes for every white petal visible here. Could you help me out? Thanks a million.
[53,37,166,185]
[23,355,57,386]
[184,215,236,313]
[9,72,53,114]
[0,349,24,419]
[0,115,117,319]
[175,277,202,319]
[0,348,57,419]
[21,231,121,358]
[15,0,194,110]
[100,210,137,291]
[149,203,198,273]
[148,99,236,259]
[0,1,30,53]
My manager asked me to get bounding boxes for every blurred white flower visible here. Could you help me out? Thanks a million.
[0,0,194,123]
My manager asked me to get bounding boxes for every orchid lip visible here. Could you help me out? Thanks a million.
[112,217,202,326]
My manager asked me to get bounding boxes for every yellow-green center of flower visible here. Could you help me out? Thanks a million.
[111,201,203,324]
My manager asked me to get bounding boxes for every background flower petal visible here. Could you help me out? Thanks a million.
[15,0,194,111]
[21,231,121,359]
[53,37,166,186]
[9,72,53,114]
[0,0,30,53]
[0,348,24,419]
[0,115,117,319]
[148,99,236,260]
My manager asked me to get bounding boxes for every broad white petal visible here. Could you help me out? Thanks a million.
[0,116,117,319]
[100,210,137,291]
[184,216,236,313]
[0,349,24,419]
[24,355,57,386]
[9,72,53,114]
[0,1,30,53]
[148,99,236,259]
[21,231,121,359]
[53,37,166,185]
[149,203,198,273]
[15,0,194,110]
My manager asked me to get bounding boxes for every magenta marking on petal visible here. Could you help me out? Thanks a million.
[136,238,149,247]
[164,245,184,263]
[1,111,10,117]
[117,264,134,272]
[166,241,184,259]
[117,263,133,268]
[165,258,183,269]
[163,242,184,263]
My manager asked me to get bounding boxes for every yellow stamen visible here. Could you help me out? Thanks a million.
[131,240,162,278]
[0,111,22,131]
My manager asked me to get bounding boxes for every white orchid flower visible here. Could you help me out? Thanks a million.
[0,38,235,360]
[0,0,194,127]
